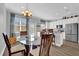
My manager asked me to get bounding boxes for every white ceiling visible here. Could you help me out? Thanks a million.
[5,3,79,20]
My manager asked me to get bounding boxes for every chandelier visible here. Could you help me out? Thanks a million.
[21,9,32,17]
[21,3,32,17]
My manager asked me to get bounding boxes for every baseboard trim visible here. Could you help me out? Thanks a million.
[0,45,6,56]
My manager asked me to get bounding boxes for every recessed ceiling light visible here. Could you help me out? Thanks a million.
[21,6,25,9]
[64,6,70,12]
[56,13,58,15]
[64,7,68,10]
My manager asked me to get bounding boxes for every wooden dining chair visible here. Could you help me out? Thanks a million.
[30,33,53,56]
[48,29,55,43]
[2,33,26,56]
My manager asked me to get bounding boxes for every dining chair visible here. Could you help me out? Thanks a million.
[30,33,53,56]
[48,29,55,43]
[20,31,28,41]
[2,33,26,56]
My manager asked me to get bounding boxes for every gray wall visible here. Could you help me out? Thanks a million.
[0,4,10,56]
[6,10,10,36]
[0,4,7,55]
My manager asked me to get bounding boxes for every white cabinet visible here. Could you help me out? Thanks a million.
[54,32,64,47]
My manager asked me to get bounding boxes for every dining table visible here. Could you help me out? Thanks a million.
[18,31,53,56]
[18,38,41,56]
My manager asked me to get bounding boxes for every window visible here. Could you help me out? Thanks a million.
[10,13,26,37]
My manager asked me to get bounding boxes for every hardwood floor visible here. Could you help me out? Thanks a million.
[3,40,79,56]
[50,40,79,56]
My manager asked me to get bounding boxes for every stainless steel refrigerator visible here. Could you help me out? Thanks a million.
[65,23,78,42]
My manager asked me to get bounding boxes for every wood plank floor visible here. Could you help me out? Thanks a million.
[3,40,79,56]
[50,40,79,56]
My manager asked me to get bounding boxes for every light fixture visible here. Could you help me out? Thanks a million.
[21,3,32,17]
[21,9,32,17]
[64,7,68,10]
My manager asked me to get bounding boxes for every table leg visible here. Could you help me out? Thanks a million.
[25,45,30,56]
[24,45,38,56]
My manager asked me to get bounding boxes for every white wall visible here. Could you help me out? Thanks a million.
[49,17,79,29]
[49,17,79,41]
[0,4,7,56]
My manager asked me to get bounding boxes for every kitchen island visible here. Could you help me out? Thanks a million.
[54,32,65,47]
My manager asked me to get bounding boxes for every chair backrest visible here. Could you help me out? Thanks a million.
[48,29,55,38]
[2,33,11,52]
[20,31,27,36]
[48,29,53,33]
[39,34,53,56]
